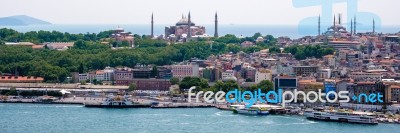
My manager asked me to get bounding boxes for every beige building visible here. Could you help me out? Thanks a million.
[255,69,272,84]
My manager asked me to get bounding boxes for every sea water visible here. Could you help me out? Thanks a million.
[0,103,398,133]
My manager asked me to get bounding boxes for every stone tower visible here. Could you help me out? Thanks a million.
[214,12,219,37]
[151,13,154,38]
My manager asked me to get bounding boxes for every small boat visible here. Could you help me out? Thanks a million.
[233,105,270,115]
[84,94,149,108]
[304,109,378,124]
[35,95,58,103]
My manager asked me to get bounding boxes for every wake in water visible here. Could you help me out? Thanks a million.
[267,121,318,126]
[215,111,223,116]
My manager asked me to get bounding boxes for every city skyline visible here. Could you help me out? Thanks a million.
[0,0,399,25]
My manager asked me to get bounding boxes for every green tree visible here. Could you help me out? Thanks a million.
[212,80,240,92]
[252,32,262,40]
[78,63,84,73]
[248,84,258,92]
[179,77,209,91]
[73,40,88,49]
[215,34,240,44]
[151,65,158,78]
[257,80,274,92]
[6,87,17,96]
[120,40,130,47]
[170,77,180,85]
[226,44,241,54]
[128,83,137,92]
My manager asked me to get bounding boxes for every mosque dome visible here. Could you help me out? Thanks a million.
[222,76,237,82]
[176,18,195,26]
[115,27,124,31]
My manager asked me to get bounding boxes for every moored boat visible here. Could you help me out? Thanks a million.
[304,109,378,124]
[233,105,270,115]
[84,94,150,108]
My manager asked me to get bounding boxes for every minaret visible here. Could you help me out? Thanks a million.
[151,13,154,38]
[318,15,320,36]
[214,12,219,38]
[354,16,357,34]
[187,12,192,40]
[350,18,353,35]
[373,18,375,33]
[333,15,336,26]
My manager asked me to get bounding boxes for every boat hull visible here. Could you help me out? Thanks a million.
[234,109,269,115]
[304,112,378,125]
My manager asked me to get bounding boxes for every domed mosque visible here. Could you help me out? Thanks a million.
[323,14,361,50]
[324,14,351,37]
[164,12,207,41]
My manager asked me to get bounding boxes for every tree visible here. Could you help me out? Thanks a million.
[294,50,306,60]
[252,32,262,40]
[170,77,180,85]
[80,81,87,85]
[257,80,274,92]
[226,44,241,54]
[264,35,276,44]
[128,83,137,92]
[122,40,130,47]
[73,40,88,49]
[6,87,17,96]
[151,65,158,78]
[211,80,240,92]
[78,63,84,73]
[179,77,209,92]
[269,46,281,53]
[249,84,258,92]
[215,34,240,44]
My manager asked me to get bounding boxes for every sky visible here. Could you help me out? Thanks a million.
[0,0,399,25]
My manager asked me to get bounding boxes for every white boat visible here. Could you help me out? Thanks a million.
[304,110,378,124]
[85,94,149,108]
[233,105,270,115]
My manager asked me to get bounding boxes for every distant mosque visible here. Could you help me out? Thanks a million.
[151,12,219,42]
[111,26,134,47]
[323,14,352,37]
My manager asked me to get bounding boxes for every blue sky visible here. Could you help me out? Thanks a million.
[0,0,399,25]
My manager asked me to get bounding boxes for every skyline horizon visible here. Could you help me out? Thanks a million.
[1,0,400,25]
[2,14,399,26]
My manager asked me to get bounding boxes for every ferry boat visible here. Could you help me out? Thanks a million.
[233,105,270,115]
[304,109,378,124]
[84,94,150,108]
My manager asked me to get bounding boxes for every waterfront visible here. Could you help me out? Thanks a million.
[0,103,398,133]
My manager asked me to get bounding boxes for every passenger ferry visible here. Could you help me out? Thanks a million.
[84,94,149,108]
[304,109,378,124]
[232,105,270,115]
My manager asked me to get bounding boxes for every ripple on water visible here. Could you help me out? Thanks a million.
[0,104,398,133]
